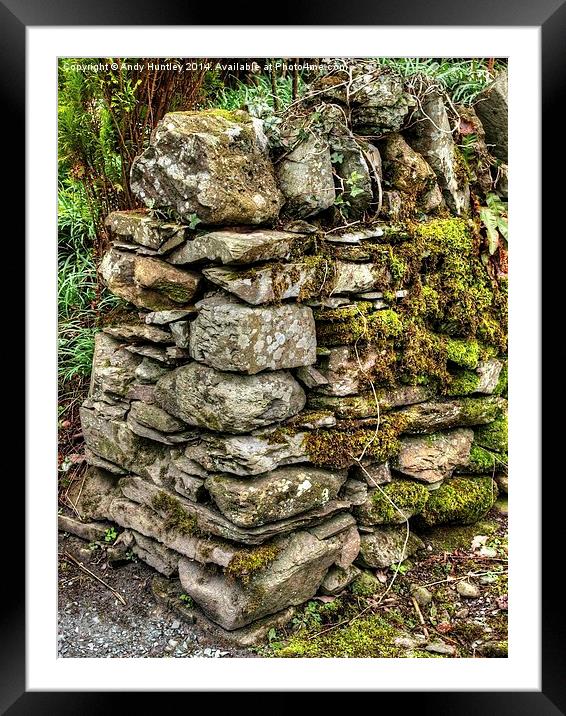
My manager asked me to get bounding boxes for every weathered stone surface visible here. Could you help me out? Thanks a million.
[67,466,120,521]
[295,365,329,389]
[315,345,390,396]
[320,564,361,595]
[130,110,283,225]
[308,384,434,418]
[153,363,306,434]
[127,530,179,576]
[103,323,172,345]
[277,127,335,218]
[58,514,115,543]
[145,309,195,325]
[355,481,430,525]
[178,528,343,629]
[105,210,186,251]
[100,249,200,310]
[168,229,304,265]
[328,133,373,217]
[379,133,443,212]
[335,525,362,568]
[89,332,141,401]
[350,460,392,485]
[80,406,171,483]
[116,476,350,545]
[125,344,189,366]
[393,428,474,484]
[399,397,506,434]
[495,473,508,495]
[128,400,190,435]
[307,513,356,540]
[406,92,470,215]
[357,527,424,568]
[476,359,503,394]
[169,321,190,349]
[346,68,413,135]
[342,478,368,506]
[205,466,347,527]
[417,476,498,526]
[474,70,508,162]
[189,301,316,374]
[171,470,207,502]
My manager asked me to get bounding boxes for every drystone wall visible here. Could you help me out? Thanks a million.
[71,64,508,645]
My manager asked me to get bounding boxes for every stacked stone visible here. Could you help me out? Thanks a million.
[71,65,508,644]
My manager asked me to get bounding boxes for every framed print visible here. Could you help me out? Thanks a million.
[6,0,560,708]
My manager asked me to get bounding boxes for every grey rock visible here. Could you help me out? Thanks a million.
[399,397,506,433]
[100,249,200,310]
[406,92,470,215]
[178,529,344,629]
[127,530,179,577]
[129,401,187,432]
[171,470,207,502]
[66,466,120,521]
[307,513,356,540]
[476,359,503,394]
[126,415,194,446]
[124,344,189,366]
[89,332,141,401]
[58,514,115,543]
[350,460,392,485]
[320,564,361,595]
[169,321,190,349]
[426,641,456,656]
[130,110,283,225]
[474,70,508,162]
[277,128,335,218]
[134,358,169,384]
[168,229,304,265]
[357,527,424,568]
[335,525,362,568]
[410,584,433,607]
[457,581,481,598]
[329,133,373,217]
[393,428,474,483]
[205,466,347,527]
[153,363,306,434]
[315,345,390,396]
[189,301,316,374]
[145,309,195,325]
[284,411,336,430]
[346,68,413,135]
[495,473,508,494]
[342,478,368,506]
[309,384,434,418]
[295,365,329,389]
[105,210,186,251]
[102,323,173,345]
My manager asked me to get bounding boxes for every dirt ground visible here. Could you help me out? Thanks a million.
[58,501,508,659]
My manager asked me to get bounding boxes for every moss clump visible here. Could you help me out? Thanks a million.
[297,255,337,301]
[151,491,198,535]
[151,280,193,304]
[492,360,508,396]
[312,301,373,322]
[446,369,481,396]
[475,415,508,453]
[303,415,406,469]
[225,544,280,583]
[463,444,499,474]
[445,338,480,369]
[272,612,436,658]
[350,571,381,597]
[364,481,430,524]
[418,477,498,527]
[460,396,505,425]
[316,308,403,346]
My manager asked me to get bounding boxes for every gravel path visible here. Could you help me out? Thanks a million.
[58,532,253,658]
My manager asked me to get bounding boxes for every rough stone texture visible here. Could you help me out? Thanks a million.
[320,564,361,595]
[357,527,424,568]
[347,68,413,135]
[399,397,506,434]
[476,359,503,394]
[88,332,141,401]
[153,363,306,434]
[58,514,115,543]
[116,476,351,546]
[127,530,179,577]
[169,321,190,349]
[168,229,304,265]
[393,428,474,484]
[474,70,508,162]
[145,309,195,325]
[189,301,316,374]
[67,466,120,521]
[295,365,329,389]
[328,133,373,217]
[309,384,434,418]
[335,525,362,568]
[350,460,392,485]
[130,110,283,225]
[205,467,347,527]
[178,528,344,629]
[380,133,443,213]
[342,478,368,506]
[105,210,186,251]
[129,400,187,433]
[100,249,200,310]
[277,127,335,218]
[406,92,470,215]
[315,345,390,396]
[103,324,173,345]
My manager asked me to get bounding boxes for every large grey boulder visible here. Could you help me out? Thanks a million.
[406,92,470,215]
[277,123,335,218]
[131,110,283,225]
[100,249,201,310]
[178,528,344,629]
[357,527,424,568]
[189,301,316,374]
[105,210,186,252]
[392,428,474,484]
[168,229,305,266]
[205,466,347,527]
[474,70,508,162]
[153,363,306,434]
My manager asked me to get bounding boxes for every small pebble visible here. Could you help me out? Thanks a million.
[457,581,481,598]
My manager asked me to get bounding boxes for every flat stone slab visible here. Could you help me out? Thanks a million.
[189,300,316,374]
[392,428,474,484]
[105,210,186,251]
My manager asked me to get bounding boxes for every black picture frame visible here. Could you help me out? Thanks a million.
[8,0,561,709]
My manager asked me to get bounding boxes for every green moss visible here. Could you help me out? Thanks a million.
[446,369,481,396]
[303,415,406,469]
[475,415,508,453]
[417,477,498,527]
[364,481,430,524]
[151,491,198,535]
[225,544,280,583]
[312,301,373,322]
[464,444,499,474]
[272,612,436,658]
[459,396,505,424]
[445,338,480,369]
[316,308,403,346]
[151,280,193,304]
[350,571,381,597]
[492,361,508,396]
